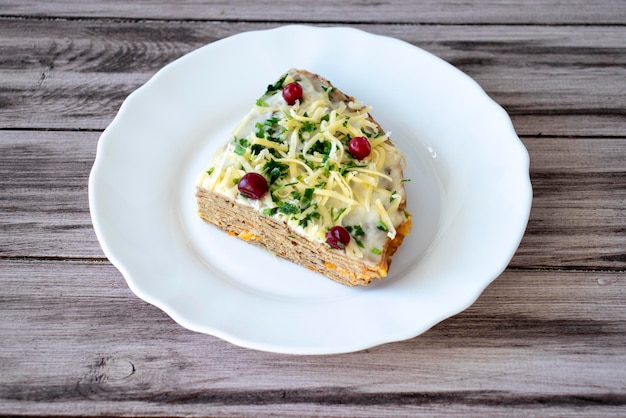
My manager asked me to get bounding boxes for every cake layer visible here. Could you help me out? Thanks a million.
[197,188,411,286]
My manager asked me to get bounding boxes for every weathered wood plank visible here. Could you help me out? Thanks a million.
[2,2,625,417]
[1,131,625,270]
[511,136,626,269]
[3,0,626,25]
[1,19,625,136]
[0,261,624,416]
[0,130,102,258]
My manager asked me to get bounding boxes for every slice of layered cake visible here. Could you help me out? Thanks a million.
[196,69,411,286]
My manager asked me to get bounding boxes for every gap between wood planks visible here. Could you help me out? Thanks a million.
[1,13,626,27]
[1,256,624,274]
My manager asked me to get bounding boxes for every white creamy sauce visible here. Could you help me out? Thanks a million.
[197,69,408,265]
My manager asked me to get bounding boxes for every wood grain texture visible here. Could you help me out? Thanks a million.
[513,137,626,270]
[1,19,625,136]
[0,130,102,259]
[3,0,626,24]
[1,1,625,416]
[2,131,625,270]
[1,261,624,416]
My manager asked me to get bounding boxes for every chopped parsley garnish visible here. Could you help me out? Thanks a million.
[345,225,365,248]
[361,127,382,138]
[371,247,382,255]
[273,181,298,193]
[377,220,389,232]
[256,74,288,106]
[263,159,289,184]
[339,161,367,175]
[301,121,317,133]
[254,118,284,143]
[251,143,281,158]
[309,140,331,156]
[278,202,300,215]
[331,207,347,222]
[302,157,317,170]
[321,85,336,95]
[301,188,314,209]
[262,207,278,216]
[255,122,265,138]
[299,211,320,227]
[346,225,364,237]
[206,167,214,175]
[250,144,264,156]
[233,138,249,155]
[265,73,288,95]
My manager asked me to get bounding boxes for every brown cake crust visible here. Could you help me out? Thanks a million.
[196,188,411,286]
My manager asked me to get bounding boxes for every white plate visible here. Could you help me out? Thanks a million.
[89,25,531,354]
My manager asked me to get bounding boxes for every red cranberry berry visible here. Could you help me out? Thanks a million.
[326,225,351,249]
[348,136,371,160]
[237,172,268,199]
[282,82,303,105]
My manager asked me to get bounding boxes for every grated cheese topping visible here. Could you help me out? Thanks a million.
[197,69,409,265]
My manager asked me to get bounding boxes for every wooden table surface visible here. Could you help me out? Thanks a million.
[1,1,625,416]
